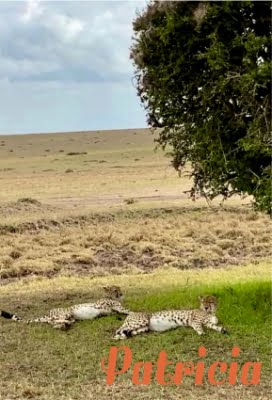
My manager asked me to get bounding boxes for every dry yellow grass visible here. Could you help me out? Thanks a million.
[1,261,270,298]
[0,128,250,211]
[1,128,266,283]
[2,381,269,400]
[0,129,190,206]
[0,206,270,282]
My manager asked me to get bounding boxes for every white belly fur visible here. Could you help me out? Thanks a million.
[149,316,180,332]
[72,305,110,320]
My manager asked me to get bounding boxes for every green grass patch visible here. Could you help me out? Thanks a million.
[0,278,270,399]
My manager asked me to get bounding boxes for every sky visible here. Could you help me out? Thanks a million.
[0,0,148,134]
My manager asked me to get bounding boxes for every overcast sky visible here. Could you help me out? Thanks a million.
[0,0,147,134]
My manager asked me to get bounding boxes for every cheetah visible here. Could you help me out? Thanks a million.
[0,285,130,330]
[113,295,228,340]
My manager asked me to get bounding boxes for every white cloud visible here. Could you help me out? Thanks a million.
[21,0,44,23]
[0,1,146,82]
[43,13,85,42]
[0,1,147,133]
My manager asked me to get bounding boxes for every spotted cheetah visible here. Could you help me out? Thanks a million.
[1,285,130,330]
[113,295,228,340]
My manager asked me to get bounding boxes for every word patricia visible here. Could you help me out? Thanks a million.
[101,346,261,386]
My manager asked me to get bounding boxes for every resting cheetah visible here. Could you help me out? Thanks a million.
[113,295,228,340]
[0,285,130,330]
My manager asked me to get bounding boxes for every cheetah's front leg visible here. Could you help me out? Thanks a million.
[204,315,228,334]
[190,321,205,335]
[206,321,229,334]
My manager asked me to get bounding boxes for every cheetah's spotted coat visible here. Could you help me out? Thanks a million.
[1,286,129,329]
[113,295,228,339]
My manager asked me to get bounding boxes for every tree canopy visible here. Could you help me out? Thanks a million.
[130,1,271,213]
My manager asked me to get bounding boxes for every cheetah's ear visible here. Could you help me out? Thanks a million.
[103,286,109,291]
[198,295,204,301]
[212,294,218,302]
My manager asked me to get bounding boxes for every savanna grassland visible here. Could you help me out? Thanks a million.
[0,129,271,400]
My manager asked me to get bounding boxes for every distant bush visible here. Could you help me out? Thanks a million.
[124,198,137,205]
[17,198,41,205]
[10,250,22,260]
[66,152,87,156]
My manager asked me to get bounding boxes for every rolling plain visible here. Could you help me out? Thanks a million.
[0,128,271,400]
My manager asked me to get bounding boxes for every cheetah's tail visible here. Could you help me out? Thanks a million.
[1,310,23,321]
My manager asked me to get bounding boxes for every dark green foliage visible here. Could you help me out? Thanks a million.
[131,1,271,213]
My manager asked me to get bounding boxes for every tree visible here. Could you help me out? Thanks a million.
[130,1,271,213]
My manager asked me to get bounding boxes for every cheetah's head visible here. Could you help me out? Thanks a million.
[199,295,217,314]
[103,285,123,300]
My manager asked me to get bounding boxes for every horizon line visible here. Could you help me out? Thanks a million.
[0,127,150,137]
